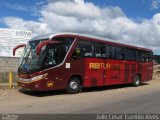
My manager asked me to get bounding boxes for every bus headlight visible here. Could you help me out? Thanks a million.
[18,73,48,83]
[31,73,48,81]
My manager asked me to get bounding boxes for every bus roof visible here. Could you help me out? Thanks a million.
[30,32,152,52]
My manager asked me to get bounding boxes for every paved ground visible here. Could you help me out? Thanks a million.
[0,80,160,115]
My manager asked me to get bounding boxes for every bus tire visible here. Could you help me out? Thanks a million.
[133,75,141,87]
[67,77,82,94]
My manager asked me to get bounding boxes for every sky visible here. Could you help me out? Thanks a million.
[0,0,160,54]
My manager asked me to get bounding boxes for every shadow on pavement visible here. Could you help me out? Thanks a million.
[18,82,149,97]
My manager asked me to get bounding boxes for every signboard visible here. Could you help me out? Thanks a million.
[0,28,32,57]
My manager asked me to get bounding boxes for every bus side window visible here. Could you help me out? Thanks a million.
[44,46,57,67]
[125,48,135,61]
[143,52,148,62]
[136,50,144,62]
[143,51,153,62]
[71,40,93,59]
[72,47,83,59]
[57,44,66,64]
[148,51,153,62]
[110,45,116,59]
[94,42,106,58]
[115,46,124,60]
[106,44,111,59]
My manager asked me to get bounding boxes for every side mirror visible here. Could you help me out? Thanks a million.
[13,44,26,56]
[36,40,62,56]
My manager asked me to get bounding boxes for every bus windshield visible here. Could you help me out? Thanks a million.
[19,39,46,73]
[18,37,75,73]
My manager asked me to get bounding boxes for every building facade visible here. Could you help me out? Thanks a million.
[0,28,32,57]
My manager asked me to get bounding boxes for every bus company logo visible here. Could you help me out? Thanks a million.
[89,63,120,70]
[47,81,54,87]
[16,31,32,37]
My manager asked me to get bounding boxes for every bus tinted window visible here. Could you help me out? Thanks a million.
[72,40,94,59]
[42,37,75,69]
[125,48,136,60]
[106,44,111,59]
[94,43,106,58]
[110,46,116,59]
[43,44,65,68]
[53,37,75,52]
[143,51,153,62]
[148,51,153,62]
[116,46,124,60]
[136,50,144,62]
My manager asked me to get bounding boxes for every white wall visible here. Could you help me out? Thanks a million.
[0,28,32,57]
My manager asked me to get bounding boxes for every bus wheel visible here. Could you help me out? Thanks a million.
[133,75,141,87]
[67,77,81,94]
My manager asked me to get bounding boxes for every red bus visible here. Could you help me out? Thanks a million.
[13,33,153,94]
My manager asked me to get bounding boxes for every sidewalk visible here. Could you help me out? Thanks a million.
[0,83,17,88]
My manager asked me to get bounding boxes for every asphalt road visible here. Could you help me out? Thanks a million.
[0,80,160,119]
